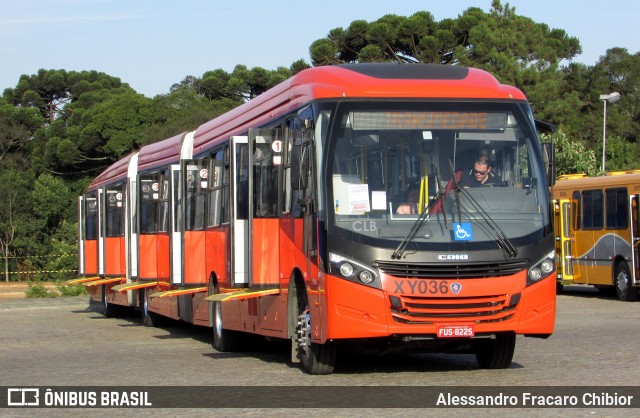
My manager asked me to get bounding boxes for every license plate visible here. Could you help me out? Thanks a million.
[436,324,475,338]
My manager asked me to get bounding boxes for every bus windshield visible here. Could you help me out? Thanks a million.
[326,101,550,250]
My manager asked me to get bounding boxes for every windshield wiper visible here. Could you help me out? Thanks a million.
[391,168,445,260]
[447,161,518,258]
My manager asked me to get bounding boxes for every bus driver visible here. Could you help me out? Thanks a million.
[460,155,497,187]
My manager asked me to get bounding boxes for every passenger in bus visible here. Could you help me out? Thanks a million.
[396,186,420,214]
[459,155,498,187]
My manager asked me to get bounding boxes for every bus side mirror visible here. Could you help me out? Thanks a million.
[290,145,309,190]
[543,142,556,187]
[535,120,556,187]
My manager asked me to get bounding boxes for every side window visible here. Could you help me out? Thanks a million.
[185,158,208,231]
[286,110,314,218]
[208,149,224,227]
[105,185,125,237]
[283,119,294,214]
[222,146,231,224]
[252,130,279,218]
[85,193,98,240]
[572,190,581,230]
[158,171,170,233]
[139,173,159,234]
[236,143,249,220]
[582,189,603,230]
[606,187,628,229]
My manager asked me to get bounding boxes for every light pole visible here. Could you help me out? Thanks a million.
[599,91,621,173]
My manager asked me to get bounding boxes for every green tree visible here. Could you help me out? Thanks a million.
[0,97,43,162]
[3,69,124,125]
[0,169,33,281]
[542,130,597,176]
[553,48,639,171]
[31,88,152,176]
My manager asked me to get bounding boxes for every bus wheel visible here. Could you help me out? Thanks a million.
[141,288,164,327]
[101,284,118,318]
[475,333,516,369]
[614,261,639,302]
[209,283,239,352]
[295,291,335,375]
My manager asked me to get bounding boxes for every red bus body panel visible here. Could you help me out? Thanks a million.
[322,273,556,341]
[184,230,206,284]
[83,240,98,275]
[206,228,229,284]
[104,236,125,276]
[138,235,157,279]
[252,219,280,286]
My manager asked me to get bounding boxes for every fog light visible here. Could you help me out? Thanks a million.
[340,262,355,277]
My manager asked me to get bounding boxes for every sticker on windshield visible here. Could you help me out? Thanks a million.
[453,223,473,241]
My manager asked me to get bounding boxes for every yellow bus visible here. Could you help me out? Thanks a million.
[552,170,640,301]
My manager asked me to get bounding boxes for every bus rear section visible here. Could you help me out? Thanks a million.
[553,171,640,301]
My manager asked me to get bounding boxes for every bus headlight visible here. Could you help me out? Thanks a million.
[527,250,555,286]
[339,262,355,277]
[329,252,379,287]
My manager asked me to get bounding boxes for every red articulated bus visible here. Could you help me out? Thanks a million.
[76,63,556,374]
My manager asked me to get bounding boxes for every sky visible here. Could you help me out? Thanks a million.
[1,0,639,98]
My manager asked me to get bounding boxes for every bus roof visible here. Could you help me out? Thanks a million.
[193,63,526,155]
[88,153,134,191]
[137,132,186,174]
[553,170,640,196]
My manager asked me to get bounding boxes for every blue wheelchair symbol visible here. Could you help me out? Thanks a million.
[453,223,473,241]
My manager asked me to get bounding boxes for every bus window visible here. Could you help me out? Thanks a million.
[139,174,159,234]
[582,190,603,229]
[572,191,581,230]
[105,185,124,237]
[606,188,628,229]
[222,146,231,224]
[158,171,170,233]
[185,158,208,231]
[236,142,249,220]
[85,194,98,240]
[208,149,224,228]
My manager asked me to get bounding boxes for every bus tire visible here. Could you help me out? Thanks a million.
[475,332,516,369]
[614,261,639,302]
[294,288,335,375]
[141,288,165,327]
[209,281,240,352]
[101,284,119,318]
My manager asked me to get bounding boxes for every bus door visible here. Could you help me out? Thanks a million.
[104,185,125,277]
[78,196,85,276]
[555,199,574,284]
[248,129,281,289]
[97,188,105,277]
[126,153,139,281]
[231,136,250,287]
[81,193,99,275]
[631,194,639,285]
[170,164,182,285]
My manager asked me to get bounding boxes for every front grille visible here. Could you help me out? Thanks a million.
[373,259,528,279]
[391,294,516,324]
